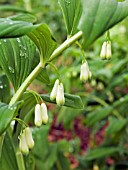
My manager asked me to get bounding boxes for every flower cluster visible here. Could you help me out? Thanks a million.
[19,127,34,154]
[100,41,112,60]
[50,79,65,106]
[34,103,48,127]
[80,61,92,82]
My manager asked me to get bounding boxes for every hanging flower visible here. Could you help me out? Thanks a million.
[34,104,42,127]
[19,131,29,155]
[80,61,92,82]
[106,41,112,60]
[24,127,34,149]
[100,41,112,60]
[41,103,48,124]
[50,79,59,101]
[56,83,65,106]
[100,41,107,60]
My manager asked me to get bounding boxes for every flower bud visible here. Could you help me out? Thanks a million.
[24,127,34,149]
[19,132,29,155]
[50,79,59,101]
[41,103,48,124]
[100,42,107,60]
[106,41,112,60]
[80,62,91,82]
[56,83,65,106]
[34,104,42,127]
[93,165,99,170]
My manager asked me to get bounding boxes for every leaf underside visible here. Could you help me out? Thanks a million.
[41,93,84,109]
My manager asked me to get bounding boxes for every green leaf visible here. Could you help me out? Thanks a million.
[106,117,127,135]
[58,0,82,35]
[0,132,18,170]
[57,107,81,127]
[58,140,70,153]
[85,106,112,126]
[44,144,58,170]
[0,74,11,103]
[27,24,57,64]
[24,154,35,170]
[32,126,50,161]
[9,14,36,23]
[32,126,58,170]
[20,92,37,119]
[79,0,128,48]
[0,18,36,38]
[41,93,84,109]
[113,94,128,107]
[32,55,50,84]
[0,36,36,91]
[0,101,23,135]
[36,68,50,84]
[85,147,119,160]
[58,153,70,170]
[0,5,31,13]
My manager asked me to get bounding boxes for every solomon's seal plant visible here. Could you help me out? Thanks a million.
[0,0,128,169]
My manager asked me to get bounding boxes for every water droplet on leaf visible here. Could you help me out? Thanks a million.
[9,66,15,73]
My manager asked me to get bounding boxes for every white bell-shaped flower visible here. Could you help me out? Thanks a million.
[100,41,107,60]
[56,83,65,106]
[100,41,112,60]
[41,103,48,124]
[34,104,42,127]
[80,62,91,82]
[19,132,29,155]
[50,79,59,101]
[106,41,112,60]
[24,127,34,149]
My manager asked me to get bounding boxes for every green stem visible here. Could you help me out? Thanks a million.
[56,160,63,170]
[76,41,86,61]
[0,133,5,158]
[47,62,60,79]
[9,63,43,106]
[48,31,83,62]
[23,0,32,12]
[16,151,25,170]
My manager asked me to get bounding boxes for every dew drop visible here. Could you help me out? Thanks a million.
[9,66,15,73]
[0,85,3,89]
[8,106,13,110]
[20,51,24,57]
[17,38,21,43]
